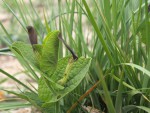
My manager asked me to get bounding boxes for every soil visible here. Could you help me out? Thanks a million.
[0,55,35,113]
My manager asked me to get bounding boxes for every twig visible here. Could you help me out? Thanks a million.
[67,81,100,113]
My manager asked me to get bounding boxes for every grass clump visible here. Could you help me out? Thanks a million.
[0,0,150,113]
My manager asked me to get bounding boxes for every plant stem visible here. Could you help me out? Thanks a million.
[67,81,100,113]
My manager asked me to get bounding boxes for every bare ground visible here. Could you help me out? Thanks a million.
[0,56,37,113]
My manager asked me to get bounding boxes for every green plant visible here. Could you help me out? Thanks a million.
[0,25,91,112]
[1,0,150,113]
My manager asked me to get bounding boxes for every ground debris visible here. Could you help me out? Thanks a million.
[82,106,104,113]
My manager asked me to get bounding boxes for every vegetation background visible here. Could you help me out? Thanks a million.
[0,0,150,113]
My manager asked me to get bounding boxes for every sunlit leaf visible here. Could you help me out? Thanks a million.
[42,57,91,106]
[40,30,60,76]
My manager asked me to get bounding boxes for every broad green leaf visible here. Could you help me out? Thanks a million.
[42,102,58,113]
[40,30,60,76]
[42,57,91,106]
[38,57,69,102]
[38,31,60,102]
[38,77,54,102]
[11,41,38,67]
[38,76,64,102]
[59,57,91,94]
[51,56,70,82]
[10,43,39,81]
[33,44,43,68]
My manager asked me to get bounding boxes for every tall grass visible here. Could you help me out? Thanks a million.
[0,0,150,112]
